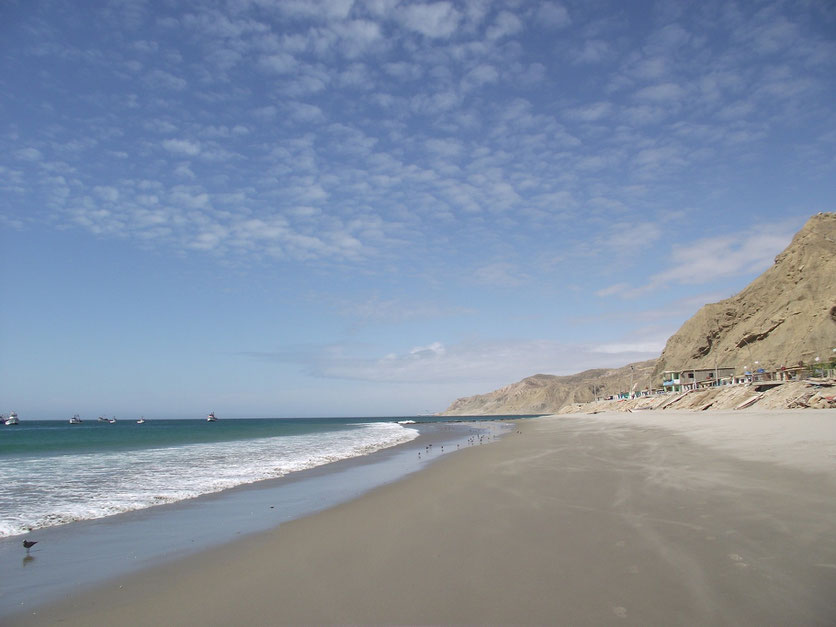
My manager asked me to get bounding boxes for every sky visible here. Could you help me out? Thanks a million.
[1,0,834,419]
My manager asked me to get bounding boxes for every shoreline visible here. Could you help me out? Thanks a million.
[9,409,836,625]
[0,420,510,618]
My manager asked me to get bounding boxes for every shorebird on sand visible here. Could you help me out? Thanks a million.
[23,540,37,553]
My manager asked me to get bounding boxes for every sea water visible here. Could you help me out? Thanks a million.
[0,415,530,617]
[0,417,426,537]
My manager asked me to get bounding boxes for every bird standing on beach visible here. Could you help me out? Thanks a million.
[23,540,37,553]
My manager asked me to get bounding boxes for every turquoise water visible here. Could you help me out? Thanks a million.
[0,416,532,618]
[0,416,534,537]
[1,417,405,456]
[0,416,507,455]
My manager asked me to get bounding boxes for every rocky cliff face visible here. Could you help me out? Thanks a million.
[442,213,836,416]
[653,212,836,378]
[441,360,657,416]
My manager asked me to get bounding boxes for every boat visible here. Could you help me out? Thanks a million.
[97,415,108,422]
[207,411,218,422]
[137,417,146,424]
[5,411,19,426]
[68,414,82,425]
[108,417,117,424]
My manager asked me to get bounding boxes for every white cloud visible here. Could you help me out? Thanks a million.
[594,222,799,300]
[397,2,461,38]
[167,185,210,210]
[632,145,686,172]
[408,341,446,358]
[594,340,667,354]
[742,14,799,55]
[287,102,325,123]
[277,0,355,21]
[646,227,794,288]
[472,262,527,287]
[467,62,499,85]
[364,0,399,18]
[93,186,119,202]
[424,137,463,158]
[596,282,630,298]
[339,62,373,87]
[568,101,612,122]
[646,23,691,54]
[486,11,523,41]
[174,163,195,179]
[16,148,43,162]
[162,139,201,156]
[332,19,382,57]
[537,2,570,28]
[144,69,187,90]
[259,52,297,74]
[258,337,660,384]
[634,82,686,102]
[189,227,228,251]
[0,213,26,229]
[410,89,461,113]
[144,119,178,134]
[383,61,422,80]
[629,56,668,81]
[572,39,609,64]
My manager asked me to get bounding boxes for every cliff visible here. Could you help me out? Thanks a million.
[442,213,836,416]
[441,360,657,416]
[653,212,836,378]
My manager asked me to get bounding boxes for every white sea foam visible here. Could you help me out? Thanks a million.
[0,422,417,537]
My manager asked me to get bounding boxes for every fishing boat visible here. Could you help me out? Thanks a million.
[97,415,108,422]
[137,417,146,424]
[69,414,82,425]
[5,411,19,426]
[207,411,218,422]
[108,417,117,424]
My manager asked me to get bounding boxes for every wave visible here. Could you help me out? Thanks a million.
[0,422,417,538]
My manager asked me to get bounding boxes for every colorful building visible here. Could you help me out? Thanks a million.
[662,367,736,392]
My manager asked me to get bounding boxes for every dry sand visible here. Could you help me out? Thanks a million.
[12,410,836,626]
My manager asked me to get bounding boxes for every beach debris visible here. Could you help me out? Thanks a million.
[735,394,764,410]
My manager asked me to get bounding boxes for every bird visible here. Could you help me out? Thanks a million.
[23,540,37,553]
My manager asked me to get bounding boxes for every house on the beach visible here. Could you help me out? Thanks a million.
[662,367,736,392]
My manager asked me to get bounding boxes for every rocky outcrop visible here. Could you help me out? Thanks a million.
[653,212,836,378]
[557,379,836,414]
[441,360,657,416]
[442,213,836,416]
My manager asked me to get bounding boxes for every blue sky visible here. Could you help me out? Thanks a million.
[1,0,834,418]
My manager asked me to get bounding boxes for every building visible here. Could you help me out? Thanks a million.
[662,367,736,392]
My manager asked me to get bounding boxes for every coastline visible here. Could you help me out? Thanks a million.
[9,409,836,625]
[0,420,509,618]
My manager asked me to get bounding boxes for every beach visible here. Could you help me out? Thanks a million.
[10,409,836,626]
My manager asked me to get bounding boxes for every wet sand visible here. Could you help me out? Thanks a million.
[11,410,836,626]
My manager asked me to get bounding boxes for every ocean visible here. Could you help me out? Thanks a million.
[0,415,527,617]
[0,416,426,538]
